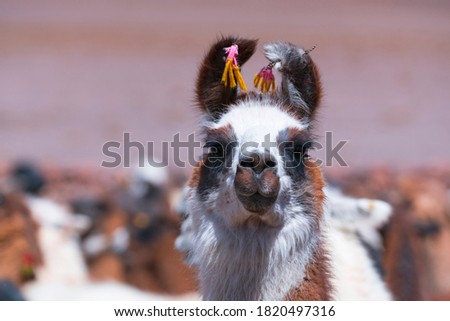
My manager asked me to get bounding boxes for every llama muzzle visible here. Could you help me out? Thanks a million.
[234,151,280,214]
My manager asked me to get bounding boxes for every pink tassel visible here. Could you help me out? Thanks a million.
[221,44,247,90]
[254,62,276,93]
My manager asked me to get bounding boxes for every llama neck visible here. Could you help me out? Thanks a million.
[285,243,332,300]
[195,214,330,301]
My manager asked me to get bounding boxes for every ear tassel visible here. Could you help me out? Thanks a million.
[221,44,248,91]
[21,253,35,281]
[220,44,278,93]
[254,62,276,93]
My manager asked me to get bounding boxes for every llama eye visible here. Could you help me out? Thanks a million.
[281,140,312,169]
[203,141,227,168]
[204,141,224,156]
[293,146,305,158]
[282,142,310,158]
[296,141,313,159]
[414,219,441,238]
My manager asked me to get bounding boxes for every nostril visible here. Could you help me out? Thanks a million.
[240,158,255,168]
[239,152,277,174]
[265,159,277,168]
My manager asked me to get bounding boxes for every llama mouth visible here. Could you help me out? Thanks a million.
[234,165,280,214]
[236,192,277,214]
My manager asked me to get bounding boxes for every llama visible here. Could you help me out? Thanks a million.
[324,187,393,300]
[50,161,197,296]
[385,175,450,300]
[9,162,90,284]
[5,162,198,300]
[0,187,42,287]
[25,194,91,284]
[328,167,450,300]
[177,185,393,300]
[184,36,330,300]
[183,36,392,300]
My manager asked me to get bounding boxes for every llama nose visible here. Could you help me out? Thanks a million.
[239,151,277,174]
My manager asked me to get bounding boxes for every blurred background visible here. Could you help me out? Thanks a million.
[0,0,449,300]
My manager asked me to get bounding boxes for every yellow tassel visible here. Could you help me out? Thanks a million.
[221,58,232,86]
[254,64,276,93]
[254,73,262,88]
[228,63,237,88]
[254,74,275,93]
[221,58,247,90]
[232,64,247,91]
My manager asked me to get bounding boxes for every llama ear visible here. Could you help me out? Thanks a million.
[264,42,322,120]
[196,36,257,121]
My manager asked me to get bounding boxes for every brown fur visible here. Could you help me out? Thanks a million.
[0,192,42,285]
[196,36,257,120]
[305,159,326,218]
[86,208,129,283]
[88,251,127,283]
[327,167,450,300]
[19,165,199,296]
[284,160,331,301]
[285,243,332,300]
[189,37,331,300]
[84,205,199,294]
[126,231,197,294]
[188,163,201,189]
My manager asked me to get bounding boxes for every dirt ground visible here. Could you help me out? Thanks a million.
[1,0,450,174]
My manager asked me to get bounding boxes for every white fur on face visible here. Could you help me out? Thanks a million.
[185,191,320,300]
[185,101,322,300]
[209,101,308,150]
[200,101,310,228]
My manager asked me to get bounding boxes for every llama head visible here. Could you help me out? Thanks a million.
[189,36,324,230]
[0,186,42,284]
